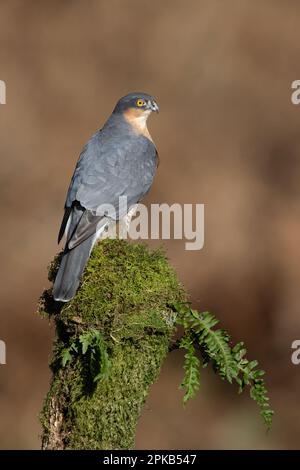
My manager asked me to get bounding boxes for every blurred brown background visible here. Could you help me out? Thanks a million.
[1,0,300,449]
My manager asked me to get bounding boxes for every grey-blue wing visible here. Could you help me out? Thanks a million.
[65,130,158,218]
[59,129,157,248]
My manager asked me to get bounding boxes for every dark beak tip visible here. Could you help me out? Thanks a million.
[153,102,159,113]
[147,99,159,113]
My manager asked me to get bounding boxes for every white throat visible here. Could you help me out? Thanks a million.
[134,110,151,130]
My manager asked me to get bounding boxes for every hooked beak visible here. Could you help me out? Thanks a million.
[147,99,159,113]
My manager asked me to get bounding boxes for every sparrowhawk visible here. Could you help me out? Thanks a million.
[53,92,159,302]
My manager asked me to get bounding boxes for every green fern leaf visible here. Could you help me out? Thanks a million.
[172,302,274,428]
[179,335,201,404]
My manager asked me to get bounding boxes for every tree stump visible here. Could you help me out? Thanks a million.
[38,239,184,450]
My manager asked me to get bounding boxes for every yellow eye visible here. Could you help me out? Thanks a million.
[136,99,145,107]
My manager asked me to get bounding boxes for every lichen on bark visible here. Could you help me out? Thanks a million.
[39,239,185,450]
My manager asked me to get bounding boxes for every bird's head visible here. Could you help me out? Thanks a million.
[113,93,159,140]
[112,93,159,141]
[113,92,159,118]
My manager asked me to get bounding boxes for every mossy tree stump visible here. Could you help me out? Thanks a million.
[39,239,184,450]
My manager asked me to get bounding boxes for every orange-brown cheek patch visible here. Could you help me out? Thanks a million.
[123,107,145,122]
[123,108,153,142]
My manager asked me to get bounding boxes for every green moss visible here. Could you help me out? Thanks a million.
[39,239,185,450]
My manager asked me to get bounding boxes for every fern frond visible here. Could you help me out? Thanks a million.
[177,307,238,382]
[79,329,110,382]
[61,329,110,383]
[232,342,274,428]
[172,302,274,429]
[179,335,201,404]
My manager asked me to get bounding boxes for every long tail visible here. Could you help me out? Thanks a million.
[53,202,109,302]
[52,235,94,302]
